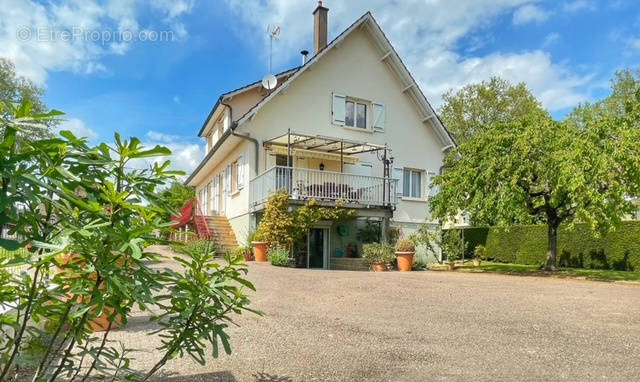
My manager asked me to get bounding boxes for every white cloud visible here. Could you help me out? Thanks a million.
[0,0,193,84]
[542,32,560,48]
[172,95,181,104]
[140,131,204,173]
[563,0,596,13]
[512,4,551,25]
[222,0,590,111]
[629,38,640,53]
[56,118,99,141]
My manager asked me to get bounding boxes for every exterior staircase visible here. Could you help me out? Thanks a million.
[204,215,238,255]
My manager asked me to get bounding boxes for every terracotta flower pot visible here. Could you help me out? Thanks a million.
[395,252,414,272]
[447,262,455,271]
[56,253,123,332]
[371,262,387,272]
[252,241,269,262]
[243,250,254,262]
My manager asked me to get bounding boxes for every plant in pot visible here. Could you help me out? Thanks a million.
[363,243,395,272]
[234,245,254,261]
[395,238,416,272]
[250,230,269,262]
[473,244,487,266]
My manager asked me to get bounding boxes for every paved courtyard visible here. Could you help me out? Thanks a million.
[111,248,640,381]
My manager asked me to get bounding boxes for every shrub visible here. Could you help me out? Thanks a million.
[412,252,428,270]
[362,243,395,265]
[172,239,218,256]
[442,230,467,263]
[474,244,488,260]
[258,190,356,248]
[395,238,415,252]
[454,222,640,270]
[268,246,292,267]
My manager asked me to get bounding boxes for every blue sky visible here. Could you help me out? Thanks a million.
[1,0,639,173]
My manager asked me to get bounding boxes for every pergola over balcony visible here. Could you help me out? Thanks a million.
[251,131,397,209]
[263,131,390,171]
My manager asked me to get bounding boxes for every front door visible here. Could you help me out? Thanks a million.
[308,228,328,269]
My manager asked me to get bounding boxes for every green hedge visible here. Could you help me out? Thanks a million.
[458,222,640,271]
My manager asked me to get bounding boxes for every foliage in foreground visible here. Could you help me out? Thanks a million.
[0,100,259,381]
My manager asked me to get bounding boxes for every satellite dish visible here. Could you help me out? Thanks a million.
[261,74,278,90]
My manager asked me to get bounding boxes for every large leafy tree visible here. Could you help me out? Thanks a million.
[430,94,640,270]
[439,76,549,144]
[0,59,52,139]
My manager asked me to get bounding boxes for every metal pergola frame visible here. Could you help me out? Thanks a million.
[263,130,391,171]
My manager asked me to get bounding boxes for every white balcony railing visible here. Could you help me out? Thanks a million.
[250,166,397,207]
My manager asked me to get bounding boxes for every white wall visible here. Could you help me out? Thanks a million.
[235,27,445,224]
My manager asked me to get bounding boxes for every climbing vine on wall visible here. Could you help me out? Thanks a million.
[258,190,356,248]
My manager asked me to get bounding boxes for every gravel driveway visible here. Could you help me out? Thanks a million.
[110,246,640,381]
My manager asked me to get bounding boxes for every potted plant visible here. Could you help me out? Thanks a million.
[250,230,269,262]
[395,238,415,272]
[235,245,254,261]
[473,244,487,266]
[363,243,395,272]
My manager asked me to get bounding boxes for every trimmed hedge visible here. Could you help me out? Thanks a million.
[458,222,640,271]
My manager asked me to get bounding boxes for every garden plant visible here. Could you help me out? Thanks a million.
[0,100,259,381]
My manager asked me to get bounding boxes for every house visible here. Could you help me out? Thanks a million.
[185,2,455,269]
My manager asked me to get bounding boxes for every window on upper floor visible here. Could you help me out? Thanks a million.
[332,93,385,132]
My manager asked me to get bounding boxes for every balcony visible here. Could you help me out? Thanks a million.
[250,166,397,208]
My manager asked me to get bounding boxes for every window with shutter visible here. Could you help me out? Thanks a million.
[332,93,346,125]
[372,103,385,131]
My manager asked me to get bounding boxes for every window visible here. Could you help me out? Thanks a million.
[402,169,422,198]
[345,100,367,129]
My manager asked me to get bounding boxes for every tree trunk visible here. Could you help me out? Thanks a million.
[544,221,559,271]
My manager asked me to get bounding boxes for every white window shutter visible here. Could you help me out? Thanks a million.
[238,155,245,189]
[372,103,385,131]
[332,93,346,125]
[392,167,404,197]
[427,171,439,197]
[225,165,231,193]
[223,112,230,131]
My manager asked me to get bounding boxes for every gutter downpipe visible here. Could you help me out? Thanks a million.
[221,101,260,176]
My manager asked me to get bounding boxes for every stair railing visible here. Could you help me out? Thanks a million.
[193,198,212,239]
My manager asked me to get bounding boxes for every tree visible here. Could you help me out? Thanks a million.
[159,181,195,219]
[430,94,640,270]
[439,77,549,144]
[0,59,52,140]
[569,68,640,125]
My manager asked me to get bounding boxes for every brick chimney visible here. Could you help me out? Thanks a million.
[313,1,329,55]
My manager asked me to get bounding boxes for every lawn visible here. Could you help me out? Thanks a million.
[455,261,640,281]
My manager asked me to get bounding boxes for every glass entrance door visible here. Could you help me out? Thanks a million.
[308,228,327,269]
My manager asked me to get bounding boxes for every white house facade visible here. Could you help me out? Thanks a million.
[186,3,455,269]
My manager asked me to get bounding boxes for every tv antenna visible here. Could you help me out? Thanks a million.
[267,24,281,74]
